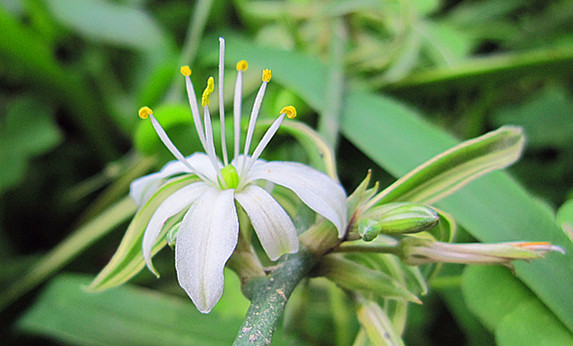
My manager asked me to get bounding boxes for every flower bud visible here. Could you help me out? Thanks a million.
[399,237,564,266]
[359,203,439,241]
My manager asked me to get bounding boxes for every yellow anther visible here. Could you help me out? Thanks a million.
[280,105,297,119]
[180,66,192,76]
[262,69,272,82]
[138,106,153,119]
[236,60,248,71]
[202,77,215,107]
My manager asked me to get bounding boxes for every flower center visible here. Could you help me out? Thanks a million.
[219,164,239,189]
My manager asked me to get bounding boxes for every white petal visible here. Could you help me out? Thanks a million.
[130,153,218,205]
[142,182,208,274]
[130,160,189,206]
[175,188,238,313]
[248,161,348,237]
[235,185,298,260]
[186,152,221,182]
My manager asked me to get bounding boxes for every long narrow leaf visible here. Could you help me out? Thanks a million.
[0,197,136,311]
[18,274,243,345]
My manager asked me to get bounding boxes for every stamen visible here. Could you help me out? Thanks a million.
[280,105,297,119]
[203,104,226,186]
[242,69,271,171]
[180,66,191,76]
[181,66,208,153]
[233,60,247,161]
[139,106,152,119]
[202,77,214,107]
[243,112,286,175]
[137,107,208,181]
[236,60,248,71]
[262,69,271,82]
[218,37,229,166]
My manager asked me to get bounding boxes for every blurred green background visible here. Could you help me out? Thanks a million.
[1,0,572,344]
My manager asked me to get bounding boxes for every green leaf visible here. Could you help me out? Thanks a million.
[557,199,573,241]
[0,197,135,311]
[45,0,167,51]
[370,126,524,205]
[88,175,198,291]
[418,20,474,66]
[17,273,246,345]
[496,300,573,346]
[0,96,62,192]
[222,36,573,333]
[492,85,573,148]
[462,266,573,345]
[462,265,536,331]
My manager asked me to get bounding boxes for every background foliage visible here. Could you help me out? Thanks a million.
[1,0,572,344]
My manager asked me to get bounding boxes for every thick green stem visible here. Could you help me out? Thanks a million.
[233,220,341,345]
[233,250,317,345]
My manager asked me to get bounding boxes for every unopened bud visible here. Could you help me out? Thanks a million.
[399,237,564,266]
[359,203,439,241]
[378,204,439,234]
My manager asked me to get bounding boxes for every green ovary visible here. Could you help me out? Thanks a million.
[220,164,239,189]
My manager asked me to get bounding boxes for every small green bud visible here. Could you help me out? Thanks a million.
[377,204,439,234]
[219,164,239,189]
[359,219,382,242]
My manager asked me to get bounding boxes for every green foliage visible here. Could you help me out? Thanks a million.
[0,96,62,192]
[462,266,573,345]
[1,0,572,344]
[18,273,248,345]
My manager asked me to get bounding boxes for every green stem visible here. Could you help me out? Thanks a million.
[333,243,401,255]
[233,220,341,345]
[232,250,317,345]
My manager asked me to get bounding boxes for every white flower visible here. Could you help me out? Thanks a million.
[132,38,347,313]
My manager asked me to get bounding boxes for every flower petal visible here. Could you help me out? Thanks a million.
[142,182,208,275]
[175,188,238,313]
[235,184,299,260]
[249,161,348,237]
[130,153,218,205]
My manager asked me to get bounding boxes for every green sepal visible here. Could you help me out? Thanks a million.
[88,174,198,292]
